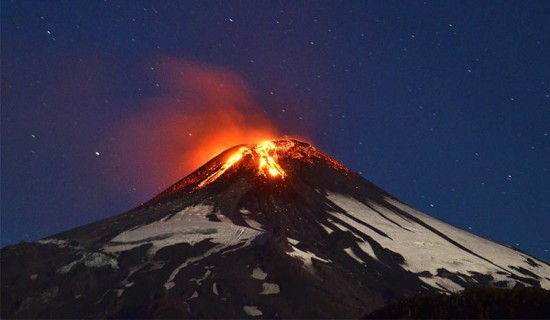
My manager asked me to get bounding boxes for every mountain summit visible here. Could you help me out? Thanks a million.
[2,139,549,318]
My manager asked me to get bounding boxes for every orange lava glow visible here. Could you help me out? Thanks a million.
[106,59,280,199]
[256,141,286,177]
[198,141,287,188]
[198,147,248,188]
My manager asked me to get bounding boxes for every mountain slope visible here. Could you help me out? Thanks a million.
[2,140,549,318]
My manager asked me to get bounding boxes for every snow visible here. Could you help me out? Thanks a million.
[84,252,118,268]
[326,192,550,291]
[420,277,464,293]
[332,220,379,262]
[240,208,252,215]
[260,282,280,295]
[162,215,262,291]
[213,282,219,295]
[243,305,263,317]
[385,196,550,289]
[190,269,211,285]
[164,246,219,290]
[245,218,264,230]
[104,204,264,256]
[164,282,175,290]
[149,261,165,270]
[286,237,331,268]
[57,252,118,274]
[113,289,124,297]
[319,223,334,234]
[119,263,146,288]
[288,238,299,246]
[251,267,267,280]
[37,238,72,248]
[344,248,365,265]
[39,286,59,302]
[357,241,378,261]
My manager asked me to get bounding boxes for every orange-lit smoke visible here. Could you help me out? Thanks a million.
[107,59,279,199]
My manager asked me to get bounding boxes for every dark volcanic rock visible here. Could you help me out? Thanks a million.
[2,140,549,318]
[364,287,550,319]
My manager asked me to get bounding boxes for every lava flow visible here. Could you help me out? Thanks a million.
[152,139,355,201]
[198,140,292,188]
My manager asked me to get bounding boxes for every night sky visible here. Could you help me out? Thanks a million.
[2,1,549,260]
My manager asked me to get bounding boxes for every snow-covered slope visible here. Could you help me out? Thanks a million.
[324,192,550,292]
[103,204,263,255]
[2,139,549,319]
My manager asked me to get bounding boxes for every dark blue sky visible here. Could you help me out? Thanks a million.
[2,1,549,259]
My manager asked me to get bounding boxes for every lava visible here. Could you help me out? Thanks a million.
[198,140,291,188]
[256,141,286,177]
[153,139,354,200]
[198,147,248,188]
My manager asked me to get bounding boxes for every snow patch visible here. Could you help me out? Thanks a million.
[57,252,118,274]
[329,218,378,261]
[120,263,147,288]
[319,223,334,234]
[36,238,72,248]
[358,241,378,261]
[240,208,252,215]
[164,224,262,291]
[164,282,175,290]
[213,282,219,295]
[149,261,165,270]
[344,248,365,264]
[260,282,280,295]
[245,218,264,230]
[420,277,464,293]
[164,246,220,290]
[251,267,267,280]
[39,286,58,302]
[190,269,211,285]
[288,238,299,246]
[287,237,330,268]
[243,305,263,317]
[104,204,263,256]
[113,289,124,297]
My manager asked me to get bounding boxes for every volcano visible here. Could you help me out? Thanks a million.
[2,139,549,318]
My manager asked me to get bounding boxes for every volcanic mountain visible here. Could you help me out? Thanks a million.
[2,140,549,318]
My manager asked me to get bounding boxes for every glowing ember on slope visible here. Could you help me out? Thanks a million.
[256,141,286,177]
[198,141,291,188]
[198,147,248,187]
[153,139,354,200]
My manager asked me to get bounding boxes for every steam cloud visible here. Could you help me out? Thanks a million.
[107,59,279,200]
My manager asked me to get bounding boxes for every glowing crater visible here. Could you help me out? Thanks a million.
[198,141,292,188]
